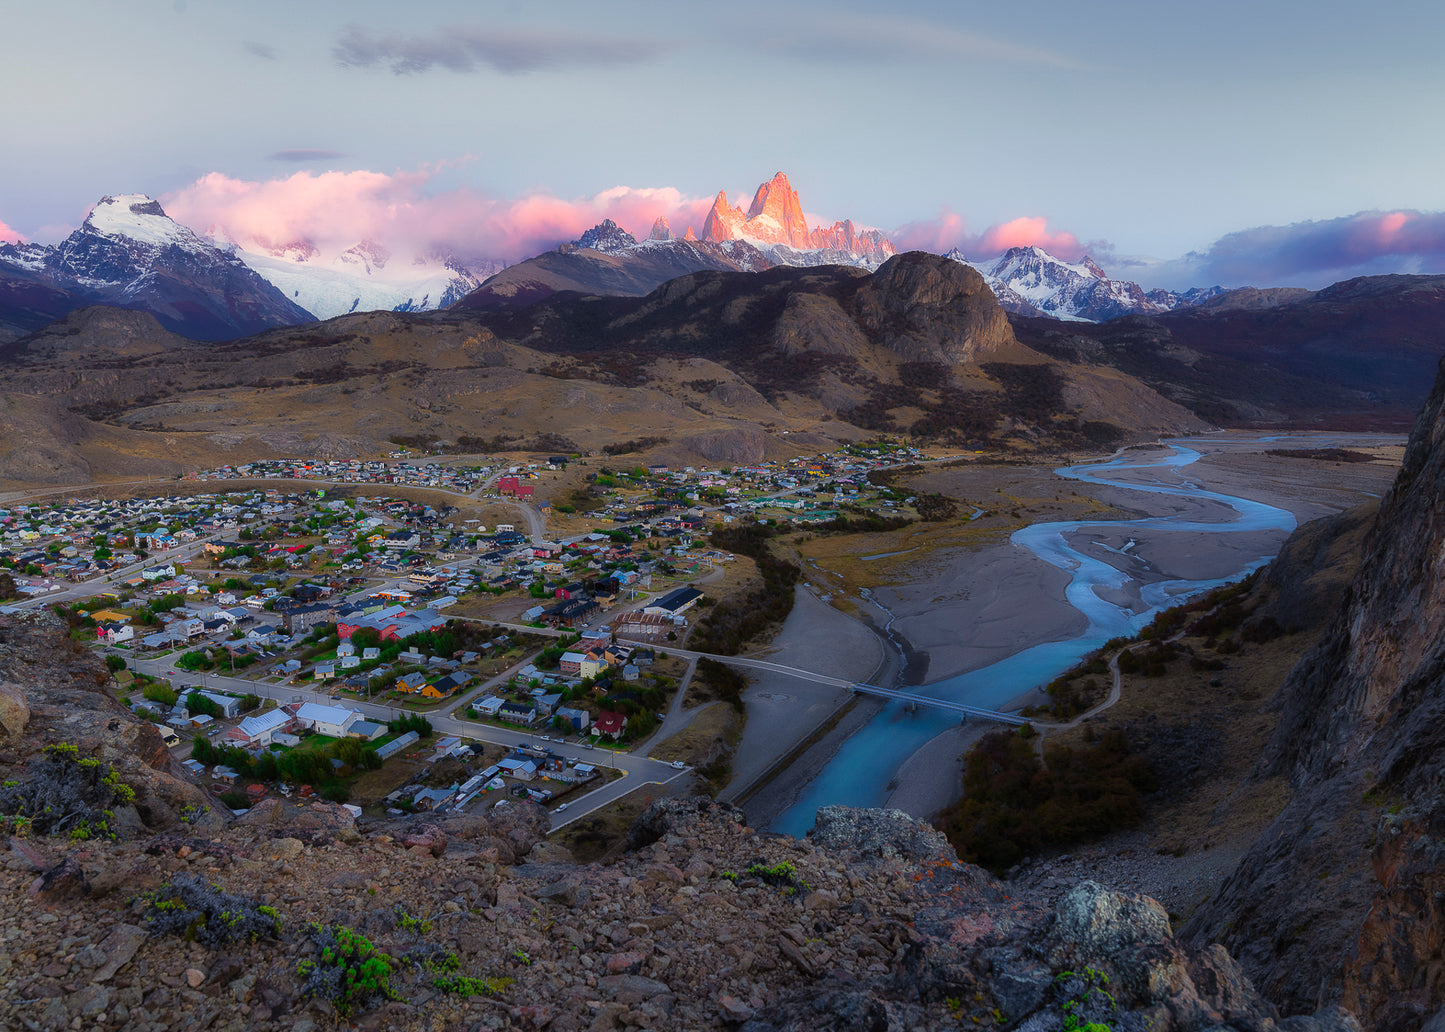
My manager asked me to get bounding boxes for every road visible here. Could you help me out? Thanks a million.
[129,651,687,831]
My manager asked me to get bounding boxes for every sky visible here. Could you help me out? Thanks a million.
[4,0,1445,289]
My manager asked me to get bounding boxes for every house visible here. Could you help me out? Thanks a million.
[558,651,586,676]
[292,702,361,738]
[189,690,242,718]
[497,757,537,781]
[498,700,538,725]
[396,672,428,694]
[542,597,598,629]
[594,710,628,740]
[227,708,292,747]
[556,706,591,732]
[97,621,134,645]
[314,662,336,681]
[473,695,505,716]
[283,602,339,634]
[644,586,703,617]
[425,672,471,698]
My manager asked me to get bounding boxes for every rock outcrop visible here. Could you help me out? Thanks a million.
[1186,355,1445,1031]
[855,251,1016,363]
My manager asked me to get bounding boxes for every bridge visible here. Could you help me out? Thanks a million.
[677,648,1032,726]
[848,683,1031,725]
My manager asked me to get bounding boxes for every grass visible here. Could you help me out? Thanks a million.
[644,702,742,773]
[549,795,650,863]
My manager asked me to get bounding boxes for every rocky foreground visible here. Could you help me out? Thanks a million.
[0,605,1350,1032]
[2,789,1367,1032]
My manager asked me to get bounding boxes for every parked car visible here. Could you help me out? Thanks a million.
[670,760,685,769]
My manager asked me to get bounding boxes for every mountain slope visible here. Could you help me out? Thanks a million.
[0,195,315,340]
[1011,275,1445,429]
[951,245,1224,322]
[0,253,1205,483]
[1184,353,1445,1030]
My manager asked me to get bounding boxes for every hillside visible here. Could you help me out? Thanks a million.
[1170,354,1445,1030]
[1013,275,1445,429]
[0,253,1204,485]
[0,610,1356,1031]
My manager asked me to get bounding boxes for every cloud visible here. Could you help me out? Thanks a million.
[243,40,276,60]
[893,208,1086,260]
[333,23,666,75]
[159,168,717,263]
[0,218,23,245]
[766,12,1088,70]
[1183,210,1445,287]
[269,150,347,163]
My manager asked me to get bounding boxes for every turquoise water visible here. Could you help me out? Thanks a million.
[770,443,1298,836]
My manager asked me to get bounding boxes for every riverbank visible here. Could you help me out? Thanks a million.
[736,432,1405,835]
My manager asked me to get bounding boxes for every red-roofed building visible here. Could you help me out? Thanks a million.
[594,710,628,741]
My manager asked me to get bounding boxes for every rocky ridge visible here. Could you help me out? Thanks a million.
[1184,355,1445,1031]
[0,610,1360,1032]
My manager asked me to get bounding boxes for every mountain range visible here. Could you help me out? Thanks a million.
[0,194,313,341]
[0,174,1242,341]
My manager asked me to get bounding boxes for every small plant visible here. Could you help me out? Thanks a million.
[180,804,209,825]
[297,924,398,1015]
[743,860,812,897]
[144,875,283,949]
[511,948,532,966]
[432,973,514,997]
[1052,968,1116,1032]
[394,906,433,935]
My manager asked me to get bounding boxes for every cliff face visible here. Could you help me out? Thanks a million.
[1186,356,1445,1031]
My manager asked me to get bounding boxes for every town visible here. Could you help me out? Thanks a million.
[0,438,934,831]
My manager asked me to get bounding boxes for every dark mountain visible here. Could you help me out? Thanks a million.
[0,194,315,341]
[1184,353,1445,1031]
[0,253,1204,483]
[0,263,90,342]
[451,231,775,312]
[1011,274,1445,429]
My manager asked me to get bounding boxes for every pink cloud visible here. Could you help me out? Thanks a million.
[977,216,1081,257]
[1195,209,1445,286]
[0,218,23,245]
[892,207,1085,260]
[160,168,718,263]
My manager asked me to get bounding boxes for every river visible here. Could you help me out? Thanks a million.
[770,441,1302,836]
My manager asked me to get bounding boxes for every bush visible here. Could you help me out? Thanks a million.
[297,924,398,1015]
[0,744,135,840]
[935,728,1155,874]
[105,655,127,673]
[145,874,281,948]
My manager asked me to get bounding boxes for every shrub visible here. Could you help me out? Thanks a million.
[297,924,398,1015]
[935,728,1155,874]
[144,874,282,948]
[0,744,136,839]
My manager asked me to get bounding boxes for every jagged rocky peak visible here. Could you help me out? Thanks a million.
[697,172,897,264]
[701,189,746,242]
[575,218,639,252]
[649,215,673,241]
[742,171,812,249]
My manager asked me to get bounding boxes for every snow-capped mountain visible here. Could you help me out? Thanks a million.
[947,245,1223,322]
[698,172,897,268]
[0,194,315,340]
[217,234,501,320]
